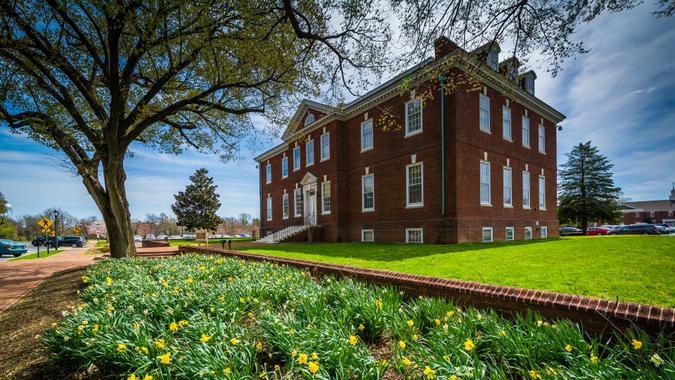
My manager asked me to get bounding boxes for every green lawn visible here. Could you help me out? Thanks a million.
[11,249,64,261]
[238,236,675,307]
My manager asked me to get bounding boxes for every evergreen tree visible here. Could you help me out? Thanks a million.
[172,169,222,232]
[558,142,622,234]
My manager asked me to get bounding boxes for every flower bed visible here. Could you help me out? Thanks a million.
[45,255,673,379]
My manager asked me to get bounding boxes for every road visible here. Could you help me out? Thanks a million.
[0,242,82,262]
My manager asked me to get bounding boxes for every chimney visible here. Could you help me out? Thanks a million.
[669,184,675,203]
[434,36,457,60]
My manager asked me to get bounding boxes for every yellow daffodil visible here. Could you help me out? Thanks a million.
[81,275,89,283]
[230,337,239,345]
[92,324,100,333]
[154,339,165,349]
[308,361,320,375]
[169,322,178,332]
[297,353,308,365]
[239,297,246,304]
[223,367,231,375]
[434,319,441,326]
[631,339,643,350]
[199,265,206,271]
[178,320,188,327]
[274,364,280,371]
[311,352,319,360]
[499,330,507,337]
[591,355,600,364]
[105,277,112,286]
[349,335,359,346]
[564,344,573,352]
[529,369,542,379]
[186,275,193,284]
[398,340,406,349]
[158,352,171,364]
[291,350,297,357]
[161,280,169,288]
[412,334,419,341]
[401,356,411,366]
[143,375,153,380]
[200,334,211,343]
[546,367,557,375]
[423,366,435,379]
[450,376,459,380]
[375,299,382,309]
[127,374,136,380]
[446,310,455,318]
[358,323,365,331]
[406,320,414,328]
[256,341,263,351]
[464,339,475,351]
[117,343,127,352]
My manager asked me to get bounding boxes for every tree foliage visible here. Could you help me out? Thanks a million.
[558,141,622,232]
[172,168,222,231]
[0,191,8,224]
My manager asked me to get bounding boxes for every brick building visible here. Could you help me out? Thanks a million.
[621,187,675,226]
[254,38,565,243]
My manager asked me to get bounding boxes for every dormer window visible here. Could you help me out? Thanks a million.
[525,76,535,95]
[304,113,316,127]
[488,49,499,71]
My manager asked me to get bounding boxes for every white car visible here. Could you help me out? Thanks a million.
[144,234,156,241]
[156,235,168,240]
[133,235,142,242]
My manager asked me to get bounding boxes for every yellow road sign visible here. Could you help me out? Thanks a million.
[38,217,53,229]
[73,227,81,234]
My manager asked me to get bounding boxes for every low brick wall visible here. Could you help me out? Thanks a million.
[141,240,170,248]
[178,245,674,338]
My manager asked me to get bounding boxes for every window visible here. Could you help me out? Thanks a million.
[321,181,331,214]
[281,157,288,178]
[361,119,374,151]
[503,166,512,207]
[505,227,515,241]
[320,133,330,161]
[538,124,545,153]
[304,113,315,126]
[522,116,530,148]
[522,170,530,209]
[480,94,490,132]
[524,226,532,240]
[525,76,535,95]
[405,98,422,136]
[482,227,493,243]
[362,174,375,212]
[293,146,301,171]
[294,188,302,217]
[306,139,314,166]
[266,163,272,184]
[406,163,424,207]
[502,106,511,140]
[488,49,499,70]
[282,193,289,219]
[266,197,272,221]
[541,226,548,239]
[539,175,546,210]
[361,229,374,243]
[406,228,423,243]
[480,160,491,205]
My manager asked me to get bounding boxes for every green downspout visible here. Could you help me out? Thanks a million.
[439,74,446,216]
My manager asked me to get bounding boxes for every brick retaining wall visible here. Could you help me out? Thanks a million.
[141,240,171,248]
[178,245,674,338]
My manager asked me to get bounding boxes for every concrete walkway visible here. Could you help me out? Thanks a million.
[0,242,100,313]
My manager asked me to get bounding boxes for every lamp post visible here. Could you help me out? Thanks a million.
[53,210,60,249]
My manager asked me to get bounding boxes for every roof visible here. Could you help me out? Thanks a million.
[622,200,675,212]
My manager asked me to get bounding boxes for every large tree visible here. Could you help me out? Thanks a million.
[558,141,622,234]
[2,0,671,258]
[172,168,222,231]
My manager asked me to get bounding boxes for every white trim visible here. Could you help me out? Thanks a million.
[320,132,330,162]
[282,193,289,219]
[479,93,490,133]
[541,226,548,239]
[524,226,533,240]
[281,156,289,179]
[361,229,374,243]
[480,160,491,206]
[305,139,315,166]
[321,181,331,215]
[505,227,515,241]
[360,118,374,152]
[405,228,424,243]
[362,173,375,212]
[503,166,512,207]
[293,146,301,171]
[406,162,424,208]
[522,170,531,209]
[404,98,423,137]
[482,227,494,243]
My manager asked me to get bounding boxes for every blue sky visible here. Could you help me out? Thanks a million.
[1,2,674,220]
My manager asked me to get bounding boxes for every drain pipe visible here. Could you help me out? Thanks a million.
[438,74,446,216]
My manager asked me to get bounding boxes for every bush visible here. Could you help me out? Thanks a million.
[44,255,674,379]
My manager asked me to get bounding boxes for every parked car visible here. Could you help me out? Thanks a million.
[50,236,85,248]
[655,224,674,234]
[609,224,661,235]
[0,239,28,257]
[144,234,156,241]
[133,235,142,242]
[31,236,48,246]
[559,227,583,236]
[157,235,168,240]
[587,227,610,236]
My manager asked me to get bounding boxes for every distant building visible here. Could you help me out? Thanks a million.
[621,187,675,226]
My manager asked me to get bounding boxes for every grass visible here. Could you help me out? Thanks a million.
[11,249,64,261]
[237,236,675,307]
[44,255,673,379]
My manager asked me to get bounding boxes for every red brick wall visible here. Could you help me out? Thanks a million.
[623,211,675,225]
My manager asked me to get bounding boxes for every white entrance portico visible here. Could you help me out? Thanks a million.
[300,172,318,226]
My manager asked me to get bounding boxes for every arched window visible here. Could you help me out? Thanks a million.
[304,113,315,126]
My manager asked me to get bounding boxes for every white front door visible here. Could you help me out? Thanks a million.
[304,188,317,225]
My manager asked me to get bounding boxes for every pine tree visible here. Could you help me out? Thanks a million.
[558,141,622,234]
[172,169,222,232]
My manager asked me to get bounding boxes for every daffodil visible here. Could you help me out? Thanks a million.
[546,367,557,375]
[446,310,455,318]
[178,320,188,327]
[450,376,459,380]
[358,323,365,331]
[256,341,263,351]
[464,339,475,351]
[143,375,153,380]
[651,353,664,367]
[423,366,435,379]
[529,369,542,379]
[406,320,414,328]
[92,324,100,333]
[631,339,643,350]
[564,344,573,352]
[591,355,600,364]
[375,299,383,309]
[401,356,411,366]
[105,277,112,286]
[154,339,165,349]
[308,361,320,375]
[230,337,239,345]
[169,322,178,332]
[349,335,359,346]
[117,343,127,352]
[200,334,211,343]
[297,353,308,365]
[223,367,231,375]
[434,319,441,326]
[311,352,319,360]
[127,374,136,380]
[499,330,507,337]
[398,340,406,349]
[81,275,89,283]
[158,352,171,364]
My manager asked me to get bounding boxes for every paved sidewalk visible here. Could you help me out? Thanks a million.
[0,243,100,313]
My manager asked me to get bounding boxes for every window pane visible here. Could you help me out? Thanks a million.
[282,157,288,177]
[503,107,511,139]
[266,197,272,220]
[522,117,530,147]
[293,147,301,170]
[480,94,490,131]
[322,182,331,213]
[363,175,374,210]
[482,228,493,242]
[407,229,422,243]
[503,167,512,205]
[306,140,314,165]
[266,164,272,183]
[539,176,546,209]
[538,125,545,153]
[523,171,530,207]
[480,161,490,204]
[283,194,289,218]
[406,99,421,134]
[294,189,302,216]
[362,120,373,150]
[505,228,514,241]
[321,134,330,160]
[407,164,423,205]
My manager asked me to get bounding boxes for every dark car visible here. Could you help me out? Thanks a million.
[559,227,583,236]
[32,236,57,247]
[0,239,28,257]
[60,236,85,248]
[609,224,661,235]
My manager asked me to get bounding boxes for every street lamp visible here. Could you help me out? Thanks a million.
[53,210,60,249]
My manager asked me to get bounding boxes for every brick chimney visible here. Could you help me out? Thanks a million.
[434,36,457,60]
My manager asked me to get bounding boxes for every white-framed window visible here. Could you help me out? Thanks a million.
[479,93,490,133]
[539,175,546,210]
[406,228,423,243]
[362,174,375,212]
[293,146,301,171]
[405,98,422,136]
[522,116,530,148]
[304,113,315,126]
[482,227,494,243]
[266,163,272,184]
[505,227,515,241]
[502,106,511,140]
[294,188,302,217]
[538,124,545,153]
[266,196,272,221]
[488,49,499,70]
[541,226,548,239]
[281,157,288,178]
[503,166,512,207]
[361,119,374,151]
[282,193,289,219]
[361,229,374,243]
[320,133,330,161]
[522,170,531,209]
[524,226,533,240]
[480,160,491,206]
[306,139,315,166]
[406,162,424,207]
[525,76,535,95]
[321,181,331,214]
